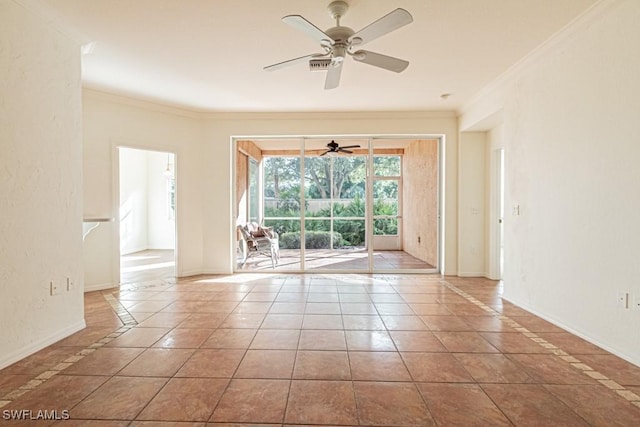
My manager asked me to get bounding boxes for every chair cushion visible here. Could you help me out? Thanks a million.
[250,226,274,238]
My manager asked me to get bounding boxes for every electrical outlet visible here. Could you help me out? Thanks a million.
[633,295,640,311]
[66,277,74,291]
[50,281,60,296]
[616,291,628,309]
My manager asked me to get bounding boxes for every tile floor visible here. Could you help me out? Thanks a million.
[1,274,640,426]
[239,249,435,272]
[121,250,175,285]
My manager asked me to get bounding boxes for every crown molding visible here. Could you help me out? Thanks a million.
[201,110,457,121]
[83,87,457,121]
[82,87,205,119]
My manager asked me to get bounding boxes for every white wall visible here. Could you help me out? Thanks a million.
[119,147,149,254]
[83,91,204,289]
[147,151,176,249]
[460,0,640,365]
[0,1,84,368]
[458,132,487,276]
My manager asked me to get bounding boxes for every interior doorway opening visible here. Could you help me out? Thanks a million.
[118,147,176,284]
[234,136,441,274]
[498,148,505,279]
[489,147,505,280]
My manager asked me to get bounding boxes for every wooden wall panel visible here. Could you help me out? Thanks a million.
[237,140,262,161]
[402,139,439,267]
[236,140,263,225]
[236,152,248,224]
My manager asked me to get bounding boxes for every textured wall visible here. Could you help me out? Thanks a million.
[460,1,640,365]
[402,140,439,267]
[0,1,84,367]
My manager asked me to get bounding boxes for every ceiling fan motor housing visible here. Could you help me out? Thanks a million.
[325,26,355,66]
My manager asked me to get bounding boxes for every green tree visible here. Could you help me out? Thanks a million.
[305,156,365,199]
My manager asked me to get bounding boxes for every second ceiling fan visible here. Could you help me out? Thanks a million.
[264,1,413,90]
[320,140,360,156]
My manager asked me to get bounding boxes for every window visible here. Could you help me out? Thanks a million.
[373,155,401,236]
[248,158,259,223]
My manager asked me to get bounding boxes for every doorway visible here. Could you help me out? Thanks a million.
[118,147,176,284]
[234,137,440,273]
[490,147,505,280]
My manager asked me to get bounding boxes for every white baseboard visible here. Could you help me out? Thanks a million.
[502,295,640,368]
[195,269,234,276]
[177,269,234,277]
[457,271,487,278]
[177,269,205,277]
[0,319,86,370]
[84,282,118,292]
[121,246,147,255]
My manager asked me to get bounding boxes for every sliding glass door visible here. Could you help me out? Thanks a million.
[262,155,303,271]
[304,140,368,271]
[235,137,440,273]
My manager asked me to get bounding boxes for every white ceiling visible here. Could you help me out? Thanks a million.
[43,0,598,113]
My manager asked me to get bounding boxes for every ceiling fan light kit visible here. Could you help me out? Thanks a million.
[265,1,413,90]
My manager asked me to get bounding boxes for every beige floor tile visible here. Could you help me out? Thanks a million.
[210,379,289,424]
[71,376,168,420]
[234,350,296,379]
[298,329,347,350]
[349,351,411,381]
[418,383,511,426]
[355,381,435,426]
[285,380,358,425]
[136,378,227,421]
[175,349,245,378]
[117,348,194,377]
[293,351,351,380]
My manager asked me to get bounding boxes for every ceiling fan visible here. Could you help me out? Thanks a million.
[264,1,413,90]
[320,140,361,156]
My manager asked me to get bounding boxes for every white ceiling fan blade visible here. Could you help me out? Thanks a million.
[324,61,343,90]
[349,8,413,46]
[264,53,326,71]
[282,15,334,44]
[352,50,409,73]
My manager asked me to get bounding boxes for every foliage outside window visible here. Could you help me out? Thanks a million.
[248,158,259,223]
[262,154,401,249]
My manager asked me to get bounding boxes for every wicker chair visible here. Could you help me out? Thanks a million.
[237,222,279,268]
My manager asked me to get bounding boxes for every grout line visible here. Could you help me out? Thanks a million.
[439,278,640,407]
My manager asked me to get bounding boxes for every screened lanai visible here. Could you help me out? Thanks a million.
[235,137,440,273]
